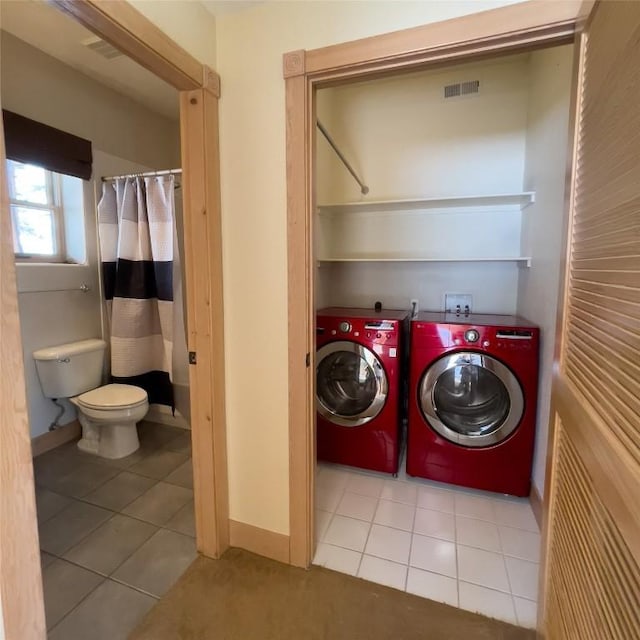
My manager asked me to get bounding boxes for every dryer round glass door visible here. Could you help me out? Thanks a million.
[316,341,388,427]
[419,352,524,447]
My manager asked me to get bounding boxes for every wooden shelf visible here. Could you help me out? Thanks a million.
[317,192,535,214]
[318,256,532,267]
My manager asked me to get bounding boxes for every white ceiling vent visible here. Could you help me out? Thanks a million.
[82,36,123,60]
[444,80,480,99]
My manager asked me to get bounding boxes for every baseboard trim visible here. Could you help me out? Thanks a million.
[31,420,81,457]
[229,520,290,564]
[530,483,543,529]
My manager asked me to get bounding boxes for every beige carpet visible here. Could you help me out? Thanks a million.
[130,548,535,640]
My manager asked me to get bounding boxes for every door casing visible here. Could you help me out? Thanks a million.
[0,3,228,637]
[284,0,590,578]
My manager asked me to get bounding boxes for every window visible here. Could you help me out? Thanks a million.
[7,159,85,263]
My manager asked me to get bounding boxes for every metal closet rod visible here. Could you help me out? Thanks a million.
[317,121,369,195]
[101,168,182,182]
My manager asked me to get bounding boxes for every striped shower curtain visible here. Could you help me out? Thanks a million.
[98,176,175,409]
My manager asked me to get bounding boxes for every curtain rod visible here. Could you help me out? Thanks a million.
[101,168,182,182]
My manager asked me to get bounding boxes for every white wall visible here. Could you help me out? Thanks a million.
[316,56,530,314]
[518,45,574,495]
[215,0,523,534]
[129,0,217,68]
[1,34,182,437]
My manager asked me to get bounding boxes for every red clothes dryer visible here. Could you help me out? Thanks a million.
[316,307,408,474]
[407,312,539,496]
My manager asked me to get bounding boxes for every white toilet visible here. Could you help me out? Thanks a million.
[33,339,149,459]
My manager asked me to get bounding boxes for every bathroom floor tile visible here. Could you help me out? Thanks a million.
[358,555,407,591]
[42,559,103,629]
[364,524,411,564]
[64,514,158,575]
[164,501,196,537]
[454,493,496,522]
[39,500,113,556]
[44,460,120,499]
[316,466,349,492]
[409,534,457,578]
[345,473,384,498]
[112,528,197,597]
[492,499,539,532]
[456,515,501,552]
[406,567,459,607]
[323,515,371,552]
[373,499,415,531]
[416,486,455,514]
[48,579,156,640]
[122,482,193,526]
[505,556,539,600]
[457,545,510,592]
[316,484,344,513]
[315,509,333,541]
[83,471,156,511]
[413,508,455,541]
[380,479,417,506]
[336,491,378,522]
[163,431,192,454]
[499,525,541,562]
[164,458,194,489]
[35,487,72,524]
[40,551,57,569]
[128,449,189,480]
[138,422,184,450]
[313,543,362,576]
[514,596,538,629]
[459,581,517,625]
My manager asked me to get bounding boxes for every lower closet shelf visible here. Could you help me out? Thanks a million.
[317,256,532,267]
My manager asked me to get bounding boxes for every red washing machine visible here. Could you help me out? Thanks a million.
[407,312,539,496]
[316,307,408,474]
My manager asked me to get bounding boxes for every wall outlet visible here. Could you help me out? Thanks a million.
[445,293,472,315]
[410,299,419,316]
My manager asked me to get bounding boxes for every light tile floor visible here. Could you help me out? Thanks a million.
[34,422,194,639]
[313,461,540,629]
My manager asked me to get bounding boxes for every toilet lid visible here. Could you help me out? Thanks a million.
[77,384,148,410]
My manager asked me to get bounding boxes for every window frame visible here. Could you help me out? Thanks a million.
[6,159,67,263]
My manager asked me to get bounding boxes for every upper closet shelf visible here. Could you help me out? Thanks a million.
[317,192,536,214]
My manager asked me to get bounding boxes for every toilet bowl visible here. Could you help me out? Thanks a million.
[71,384,149,459]
[33,339,151,460]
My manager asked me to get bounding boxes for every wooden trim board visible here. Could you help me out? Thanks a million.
[229,520,290,565]
[284,1,583,571]
[180,88,229,558]
[0,114,46,639]
[31,421,81,458]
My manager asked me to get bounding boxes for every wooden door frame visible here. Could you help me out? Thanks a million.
[1,2,228,636]
[284,0,585,570]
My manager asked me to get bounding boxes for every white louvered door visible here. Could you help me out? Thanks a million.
[542,1,640,637]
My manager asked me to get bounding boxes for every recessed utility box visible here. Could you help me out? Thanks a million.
[445,293,473,314]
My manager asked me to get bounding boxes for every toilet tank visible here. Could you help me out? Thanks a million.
[33,339,107,399]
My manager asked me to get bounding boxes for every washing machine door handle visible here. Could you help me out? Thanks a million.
[316,341,388,427]
[419,352,524,448]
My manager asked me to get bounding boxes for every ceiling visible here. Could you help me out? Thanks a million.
[0,0,180,120]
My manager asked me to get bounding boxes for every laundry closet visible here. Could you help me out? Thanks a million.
[313,44,574,618]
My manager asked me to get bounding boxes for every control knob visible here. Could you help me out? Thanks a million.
[465,329,480,343]
[339,321,352,333]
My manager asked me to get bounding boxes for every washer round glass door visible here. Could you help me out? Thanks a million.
[316,341,388,427]
[419,352,524,447]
